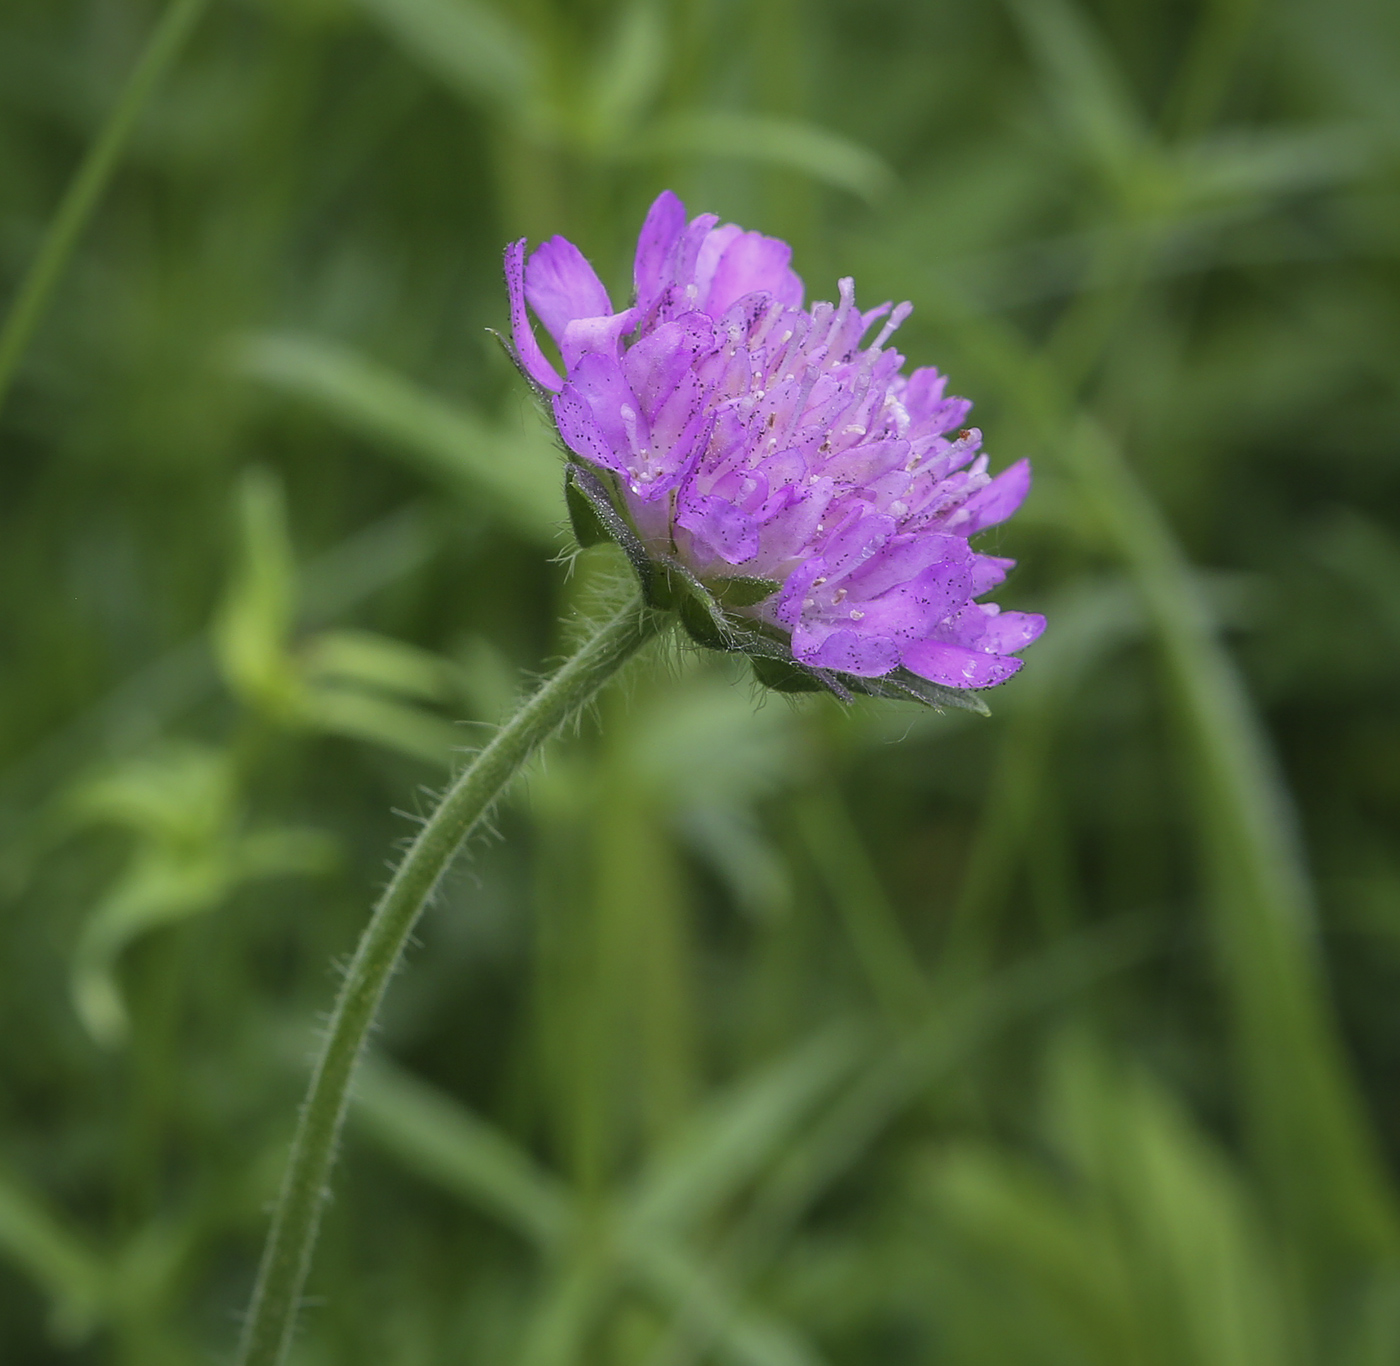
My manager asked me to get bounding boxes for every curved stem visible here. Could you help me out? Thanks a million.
[0,0,210,421]
[236,594,664,1366]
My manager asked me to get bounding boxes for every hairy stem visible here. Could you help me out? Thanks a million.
[0,0,210,420]
[236,594,664,1366]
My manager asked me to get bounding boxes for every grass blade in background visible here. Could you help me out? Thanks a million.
[0,0,210,418]
[234,333,562,544]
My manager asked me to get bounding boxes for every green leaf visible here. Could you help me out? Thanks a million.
[211,468,302,719]
[0,1161,106,1344]
[234,332,561,544]
[623,1024,864,1237]
[352,0,542,130]
[675,580,733,651]
[300,629,459,704]
[301,686,463,767]
[631,111,896,203]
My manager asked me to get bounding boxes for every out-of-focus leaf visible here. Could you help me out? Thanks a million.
[622,1023,865,1238]
[678,920,1154,1356]
[794,791,929,1024]
[301,629,459,704]
[617,668,804,806]
[0,1163,105,1344]
[1044,1038,1297,1366]
[922,1040,1298,1366]
[235,333,561,544]
[1060,419,1400,1272]
[352,1055,829,1366]
[66,743,334,1045]
[1007,0,1146,186]
[677,803,791,921]
[925,1145,1138,1361]
[631,112,896,203]
[211,469,300,719]
[1176,124,1377,208]
[917,281,1400,1274]
[352,0,540,127]
[353,1055,572,1247]
[302,687,463,768]
[580,0,666,149]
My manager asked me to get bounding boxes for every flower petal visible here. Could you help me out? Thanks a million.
[560,308,638,370]
[946,457,1032,535]
[676,493,760,565]
[974,606,1046,653]
[900,640,1024,688]
[797,627,900,677]
[634,191,688,308]
[525,236,613,345]
[704,231,804,316]
[504,239,562,392]
[554,387,626,478]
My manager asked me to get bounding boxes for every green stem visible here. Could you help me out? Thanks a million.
[0,0,210,421]
[236,594,664,1366]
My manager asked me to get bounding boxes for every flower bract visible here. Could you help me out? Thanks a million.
[504,191,1044,707]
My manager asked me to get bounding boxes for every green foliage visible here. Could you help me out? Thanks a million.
[1,0,1399,1361]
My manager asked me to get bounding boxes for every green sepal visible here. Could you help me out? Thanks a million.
[661,562,734,649]
[564,465,657,600]
[749,654,827,693]
[709,575,781,607]
[841,666,990,715]
[564,473,612,548]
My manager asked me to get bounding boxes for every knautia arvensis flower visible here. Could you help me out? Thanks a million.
[503,190,1044,706]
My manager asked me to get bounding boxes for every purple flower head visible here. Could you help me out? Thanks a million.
[503,191,1044,705]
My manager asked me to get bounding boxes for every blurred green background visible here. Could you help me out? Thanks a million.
[2,0,1400,1362]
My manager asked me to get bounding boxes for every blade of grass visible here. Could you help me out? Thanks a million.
[933,274,1400,1263]
[650,919,1153,1366]
[792,792,930,1025]
[351,1051,831,1366]
[0,1161,107,1343]
[0,0,210,421]
[234,333,561,544]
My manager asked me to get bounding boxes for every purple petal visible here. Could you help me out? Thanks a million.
[974,606,1046,653]
[693,224,744,304]
[622,314,715,419]
[946,458,1032,535]
[773,558,825,628]
[752,479,833,571]
[634,191,688,308]
[844,532,967,600]
[900,640,1024,688]
[704,231,804,316]
[553,387,625,477]
[552,353,639,478]
[676,493,760,564]
[504,240,562,392]
[525,237,613,346]
[671,213,721,291]
[560,308,638,370]
[969,554,1014,593]
[796,627,900,677]
[815,510,898,580]
[822,439,910,487]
